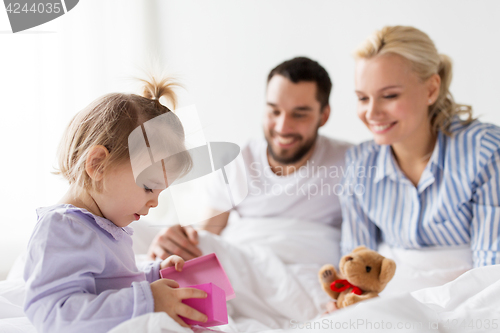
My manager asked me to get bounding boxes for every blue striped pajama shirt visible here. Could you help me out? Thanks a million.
[340,117,500,267]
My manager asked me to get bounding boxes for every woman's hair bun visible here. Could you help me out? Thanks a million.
[139,74,180,110]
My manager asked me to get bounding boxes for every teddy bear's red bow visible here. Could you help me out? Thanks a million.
[330,279,362,295]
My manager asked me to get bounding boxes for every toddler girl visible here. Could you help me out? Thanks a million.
[23,76,208,333]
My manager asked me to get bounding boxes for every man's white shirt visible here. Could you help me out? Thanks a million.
[205,135,353,228]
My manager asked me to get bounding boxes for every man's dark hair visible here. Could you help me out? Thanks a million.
[267,57,332,109]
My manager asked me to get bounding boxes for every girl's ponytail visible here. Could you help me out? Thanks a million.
[139,75,180,110]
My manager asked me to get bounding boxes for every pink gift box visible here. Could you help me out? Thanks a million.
[180,283,228,327]
[160,253,234,327]
[160,253,235,300]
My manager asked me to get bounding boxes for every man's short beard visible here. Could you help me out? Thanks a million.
[266,129,319,165]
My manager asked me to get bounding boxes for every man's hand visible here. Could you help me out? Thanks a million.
[150,279,208,327]
[148,225,202,261]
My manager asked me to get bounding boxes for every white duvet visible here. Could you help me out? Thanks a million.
[1,216,499,333]
[280,264,500,333]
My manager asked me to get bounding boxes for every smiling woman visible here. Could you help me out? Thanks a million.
[354,53,444,185]
[341,25,500,269]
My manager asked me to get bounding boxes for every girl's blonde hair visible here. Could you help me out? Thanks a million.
[354,25,474,135]
[56,76,192,192]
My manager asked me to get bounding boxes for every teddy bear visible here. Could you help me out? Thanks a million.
[318,246,396,309]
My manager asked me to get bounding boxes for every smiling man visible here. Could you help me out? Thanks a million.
[265,63,331,176]
[148,57,352,260]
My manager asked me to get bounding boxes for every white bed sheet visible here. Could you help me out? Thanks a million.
[278,264,500,333]
[2,216,499,333]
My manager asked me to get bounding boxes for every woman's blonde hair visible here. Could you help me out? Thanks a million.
[56,76,192,192]
[354,25,473,135]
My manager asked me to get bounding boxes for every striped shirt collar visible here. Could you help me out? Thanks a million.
[373,144,399,184]
[373,130,446,187]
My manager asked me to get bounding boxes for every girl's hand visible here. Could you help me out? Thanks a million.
[160,255,184,271]
[150,279,208,327]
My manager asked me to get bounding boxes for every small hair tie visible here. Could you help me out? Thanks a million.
[151,98,172,113]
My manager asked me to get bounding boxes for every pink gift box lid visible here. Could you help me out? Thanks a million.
[160,253,235,300]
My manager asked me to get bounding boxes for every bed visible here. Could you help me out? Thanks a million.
[1,215,499,333]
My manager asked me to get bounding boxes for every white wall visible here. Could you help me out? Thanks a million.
[0,0,162,278]
[1,0,499,279]
[158,0,500,147]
